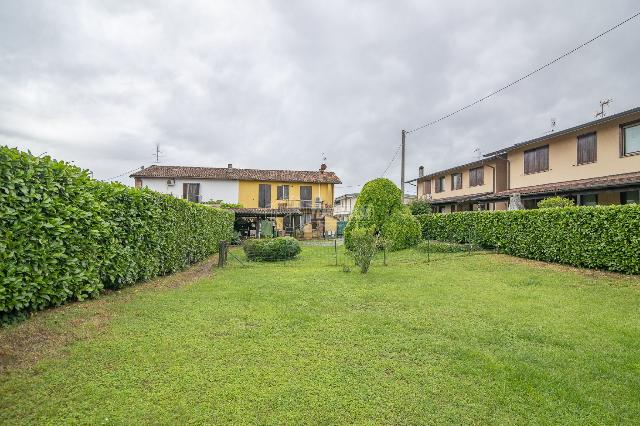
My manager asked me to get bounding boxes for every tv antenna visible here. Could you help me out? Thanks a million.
[152,144,165,163]
[595,99,612,118]
[473,148,482,159]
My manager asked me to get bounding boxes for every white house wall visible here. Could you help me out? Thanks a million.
[140,178,239,203]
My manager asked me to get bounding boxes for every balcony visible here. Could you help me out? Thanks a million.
[268,199,334,213]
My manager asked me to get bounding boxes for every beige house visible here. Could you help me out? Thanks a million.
[411,106,640,211]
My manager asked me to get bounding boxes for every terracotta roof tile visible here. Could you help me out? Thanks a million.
[131,165,341,184]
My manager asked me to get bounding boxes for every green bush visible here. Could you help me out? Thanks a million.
[346,227,377,273]
[408,199,432,215]
[242,237,301,261]
[380,209,422,251]
[0,147,234,322]
[537,196,575,209]
[417,205,640,274]
[345,178,419,251]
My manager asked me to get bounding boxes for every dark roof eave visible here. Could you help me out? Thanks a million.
[409,155,500,183]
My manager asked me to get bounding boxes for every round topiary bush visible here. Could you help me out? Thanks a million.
[380,209,422,251]
[242,237,301,261]
[352,178,402,229]
[344,178,421,252]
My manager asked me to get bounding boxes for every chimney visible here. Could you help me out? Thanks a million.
[418,166,424,178]
[319,163,327,174]
[227,163,233,168]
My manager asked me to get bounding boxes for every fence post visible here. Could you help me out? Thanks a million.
[383,245,387,266]
[218,240,227,267]
[334,239,338,266]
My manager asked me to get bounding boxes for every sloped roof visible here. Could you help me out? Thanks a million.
[483,106,640,157]
[131,165,341,184]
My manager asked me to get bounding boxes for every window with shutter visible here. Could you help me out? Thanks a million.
[577,133,597,165]
[423,180,431,195]
[524,145,549,174]
[259,184,271,208]
[469,167,484,187]
[277,185,289,200]
[183,183,200,202]
[451,173,462,190]
[435,177,445,193]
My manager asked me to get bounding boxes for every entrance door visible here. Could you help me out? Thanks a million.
[300,186,312,208]
[259,184,271,208]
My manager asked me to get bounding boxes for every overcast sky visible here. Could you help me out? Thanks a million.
[1,1,639,195]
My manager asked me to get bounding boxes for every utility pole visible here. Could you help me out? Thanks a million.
[400,130,406,204]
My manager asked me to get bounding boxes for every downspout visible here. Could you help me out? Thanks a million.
[485,163,496,210]
[497,153,511,190]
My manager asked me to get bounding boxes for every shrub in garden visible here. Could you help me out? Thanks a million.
[415,240,476,253]
[417,205,640,274]
[344,178,419,252]
[346,227,377,273]
[0,146,234,323]
[408,199,432,215]
[537,196,575,209]
[243,237,301,261]
[380,209,421,251]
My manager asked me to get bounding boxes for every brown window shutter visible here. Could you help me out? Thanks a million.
[182,183,187,199]
[577,133,597,164]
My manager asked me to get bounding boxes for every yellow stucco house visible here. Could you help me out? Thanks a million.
[132,164,341,237]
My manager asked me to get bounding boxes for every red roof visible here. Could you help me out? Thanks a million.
[131,165,341,184]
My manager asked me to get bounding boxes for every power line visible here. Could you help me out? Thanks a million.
[103,166,145,182]
[381,143,402,176]
[406,10,640,134]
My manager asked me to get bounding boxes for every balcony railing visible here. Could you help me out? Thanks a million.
[264,199,333,210]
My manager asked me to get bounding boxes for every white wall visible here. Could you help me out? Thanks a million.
[140,178,239,203]
[334,195,357,218]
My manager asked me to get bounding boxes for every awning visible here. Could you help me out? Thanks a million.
[230,208,302,217]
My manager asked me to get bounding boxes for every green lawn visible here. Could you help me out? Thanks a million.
[1,246,640,424]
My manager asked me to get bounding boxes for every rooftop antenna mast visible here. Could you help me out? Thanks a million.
[595,99,612,118]
[153,144,164,163]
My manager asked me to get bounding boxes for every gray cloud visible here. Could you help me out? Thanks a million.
[1,0,639,194]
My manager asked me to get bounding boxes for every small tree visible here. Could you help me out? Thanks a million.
[347,227,377,273]
[537,196,575,209]
[408,199,432,215]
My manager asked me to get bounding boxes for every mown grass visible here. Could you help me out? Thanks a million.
[1,246,639,424]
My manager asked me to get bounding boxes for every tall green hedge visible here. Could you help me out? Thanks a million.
[417,206,640,274]
[0,147,234,322]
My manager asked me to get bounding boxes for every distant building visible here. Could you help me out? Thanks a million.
[333,193,359,221]
[131,164,341,237]
[403,193,417,205]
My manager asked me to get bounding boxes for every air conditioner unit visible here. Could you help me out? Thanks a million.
[167,179,176,186]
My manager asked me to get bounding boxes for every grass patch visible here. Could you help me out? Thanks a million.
[1,247,639,424]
